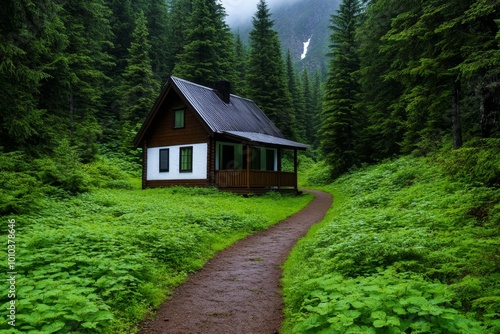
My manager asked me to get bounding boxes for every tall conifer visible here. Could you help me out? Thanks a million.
[119,11,159,124]
[0,0,67,153]
[319,0,362,177]
[61,0,114,162]
[247,0,296,139]
[173,0,235,87]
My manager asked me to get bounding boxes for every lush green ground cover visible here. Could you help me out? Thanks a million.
[0,155,312,333]
[282,143,500,333]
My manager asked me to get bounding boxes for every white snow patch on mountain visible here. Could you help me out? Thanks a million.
[301,36,312,60]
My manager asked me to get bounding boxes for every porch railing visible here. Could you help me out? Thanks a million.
[215,170,297,188]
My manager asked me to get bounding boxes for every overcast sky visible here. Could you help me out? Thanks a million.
[221,0,301,26]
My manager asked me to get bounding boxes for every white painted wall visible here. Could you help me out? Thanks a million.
[147,143,208,180]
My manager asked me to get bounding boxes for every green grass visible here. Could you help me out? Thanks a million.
[282,153,500,333]
[0,168,312,333]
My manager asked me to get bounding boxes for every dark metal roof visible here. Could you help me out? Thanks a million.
[171,76,284,137]
[134,76,308,150]
[223,131,308,150]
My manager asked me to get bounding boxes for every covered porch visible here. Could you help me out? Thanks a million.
[211,131,307,193]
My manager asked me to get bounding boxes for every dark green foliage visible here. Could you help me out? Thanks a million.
[61,0,114,162]
[319,0,363,178]
[0,180,311,333]
[118,10,159,124]
[0,152,45,215]
[438,138,500,187]
[282,154,500,333]
[143,0,170,83]
[246,0,297,140]
[0,0,67,153]
[173,0,235,87]
[233,32,247,96]
[286,50,306,142]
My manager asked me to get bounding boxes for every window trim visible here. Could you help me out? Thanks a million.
[179,146,193,173]
[173,108,185,129]
[159,148,170,173]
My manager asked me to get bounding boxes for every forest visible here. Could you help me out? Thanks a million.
[1,0,499,332]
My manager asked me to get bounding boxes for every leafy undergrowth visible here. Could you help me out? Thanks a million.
[0,170,311,333]
[282,148,500,333]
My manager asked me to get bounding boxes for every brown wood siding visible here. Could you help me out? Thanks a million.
[146,179,208,188]
[147,91,209,148]
[207,137,215,186]
[142,142,148,189]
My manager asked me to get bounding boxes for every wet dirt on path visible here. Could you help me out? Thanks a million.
[138,189,332,334]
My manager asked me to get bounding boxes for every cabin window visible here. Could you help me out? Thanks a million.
[251,147,261,170]
[179,146,193,172]
[220,145,237,169]
[159,149,169,172]
[265,149,275,171]
[173,109,185,128]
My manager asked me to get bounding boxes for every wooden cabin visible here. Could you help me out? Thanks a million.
[133,76,308,194]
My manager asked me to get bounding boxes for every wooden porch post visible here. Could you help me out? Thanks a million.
[246,144,251,189]
[277,148,282,189]
[293,149,298,189]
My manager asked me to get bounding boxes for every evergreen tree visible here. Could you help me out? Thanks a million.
[319,0,363,178]
[310,70,324,147]
[233,32,247,96]
[246,0,296,139]
[358,0,408,159]
[61,0,114,162]
[301,69,322,147]
[143,0,170,84]
[382,0,500,153]
[106,0,134,75]
[119,10,159,124]
[0,0,67,153]
[173,0,235,87]
[286,50,306,141]
[164,0,193,76]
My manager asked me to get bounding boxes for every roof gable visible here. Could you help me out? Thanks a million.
[134,76,307,150]
[171,76,283,137]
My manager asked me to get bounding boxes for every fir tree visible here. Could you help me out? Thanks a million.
[246,0,296,139]
[0,0,67,153]
[319,0,363,178]
[143,0,170,84]
[61,0,114,162]
[119,10,159,124]
[286,50,306,142]
[173,0,235,87]
[233,32,247,96]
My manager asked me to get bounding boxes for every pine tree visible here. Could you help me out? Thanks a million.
[106,0,134,75]
[319,0,363,178]
[310,70,323,147]
[143,0,170,84]
[0,0,67,153]
[357,0,408,160]
[61,0,114,162]
[119,10,159,124]
[173,0,235,87]
[246,0,296,139]
[233,32,247,96]
[164,0,193,76]
[286,50,306,141]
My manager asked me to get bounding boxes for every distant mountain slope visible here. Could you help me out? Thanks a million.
[230,0,340,74]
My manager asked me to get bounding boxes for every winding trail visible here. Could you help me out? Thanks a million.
[138,189,332,334]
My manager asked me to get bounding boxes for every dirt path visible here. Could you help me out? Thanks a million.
[138,189,332,334]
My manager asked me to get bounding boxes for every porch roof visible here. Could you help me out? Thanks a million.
[222,131,308,150]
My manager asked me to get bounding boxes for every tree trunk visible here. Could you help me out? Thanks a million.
[452,81,463,149]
